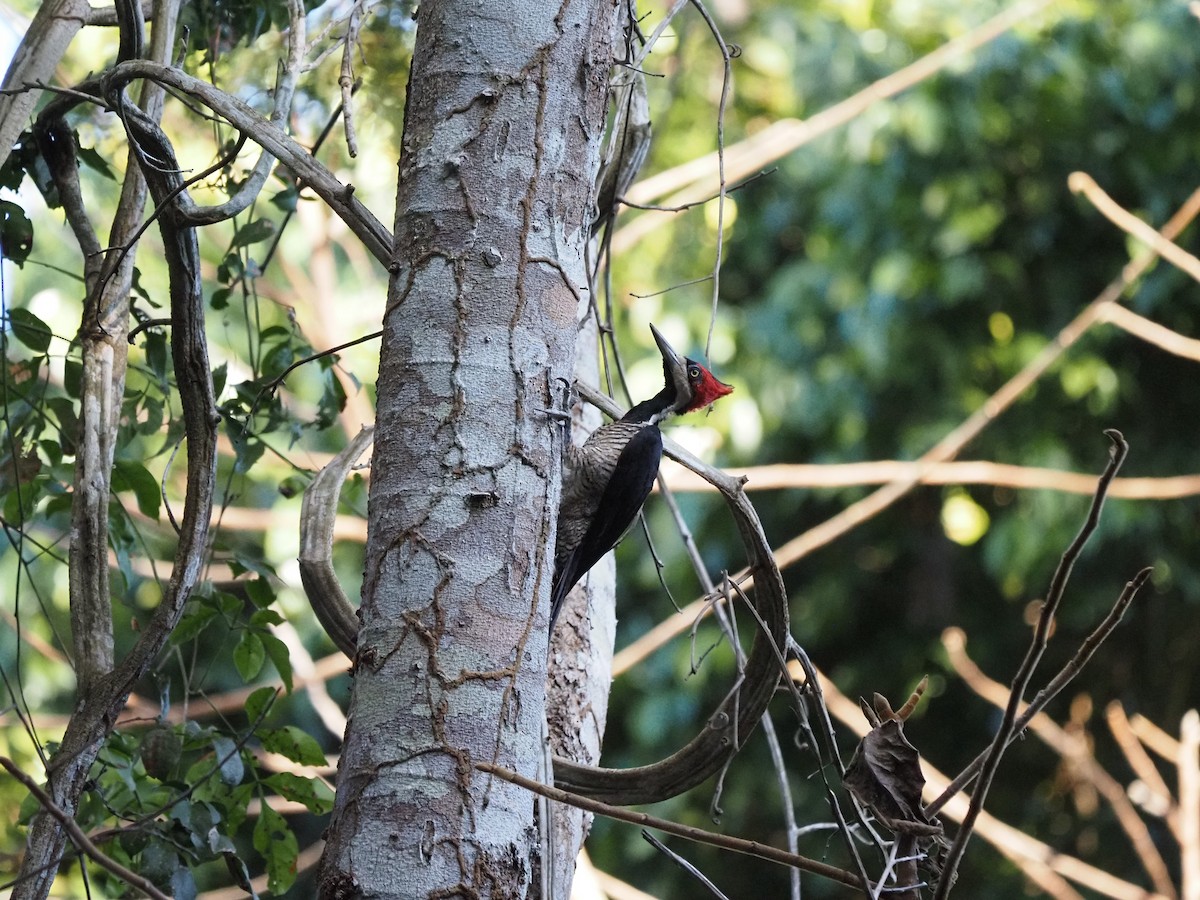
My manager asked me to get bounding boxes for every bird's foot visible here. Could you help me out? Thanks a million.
[538,377,577,428]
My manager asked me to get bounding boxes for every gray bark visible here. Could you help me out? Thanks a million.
[318,2,624,897]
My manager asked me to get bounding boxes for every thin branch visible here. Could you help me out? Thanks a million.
[1131,715,1183,762]
[617,167,774,214]
[103,131,251,305]
[476,761,866,891]
[1106,701,1179,834]
[686,0,732,360]
[248,329,382,420]
[661,458,1200,499]
[937,622,1175,897]
[629,0,688,71]
[1180,711,1200,900]
[613,183,1200,679]
[339,1,366,158]
[0,757,171,900]
[643,831,731,899]
[1099,302,1200,364]
[928,566,1152,817]
[613,0,1054,254]
[933,431,1130,899]
[1070,172,1200,285]
[815,669,1163,900]
[100,59,392,261]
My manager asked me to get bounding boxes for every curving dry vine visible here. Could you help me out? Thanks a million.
[296,382,791,808]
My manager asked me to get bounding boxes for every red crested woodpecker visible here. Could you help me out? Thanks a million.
[550,324,734,628]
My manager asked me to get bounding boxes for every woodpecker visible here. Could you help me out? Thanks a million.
[550,324,734,628]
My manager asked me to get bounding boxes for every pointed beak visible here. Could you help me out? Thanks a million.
[649,323,686,372]
[649,323,692,405]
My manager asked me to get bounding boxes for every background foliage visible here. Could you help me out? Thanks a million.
[2,0,1198,897]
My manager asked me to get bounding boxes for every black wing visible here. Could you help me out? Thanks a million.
[550,425,663,627]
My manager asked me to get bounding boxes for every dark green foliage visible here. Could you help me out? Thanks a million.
[594,1,1200,896]
[4,0,1197,897]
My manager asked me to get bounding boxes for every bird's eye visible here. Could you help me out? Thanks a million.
[688,366,701,379]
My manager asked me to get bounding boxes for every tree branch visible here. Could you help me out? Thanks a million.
[476,761,866,891]
[932,431,1130,898]
[0,757,171,900]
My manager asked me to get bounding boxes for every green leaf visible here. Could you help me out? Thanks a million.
[221,848,257,898]
[245,577,276,608]
[46,397,79,455]
[63,357,82,398]
[233,630,265,681]
[138,838,178,884]
[260,726,325,767]
[278,474,307,498]
[260,341,295,379]
[263,772,334,814]
[270,184,298,212]
[7,307,51,351]
[131,266,157,305]
[211,735,245,786]
[170,867,197,900]
[260,631,293,693]
[244,685,278,725]
[140,726,182,781]
[113,459,161,519]
[316,367,348,429]
[217,252,244,283]
[0,134,27,190]
[144,329,169,383]
[225,419,265,474]
[76,142,116,180]
[231,218,276,248]
[249,608,284,627]
[212,362,228,398]
[0,199,33,267]
[253,804,298,895]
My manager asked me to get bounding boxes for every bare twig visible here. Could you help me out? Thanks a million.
[816,670,1163,899]
[629,0,688,71]
[17,52,221,897]
[613,0,1054,254]
[1132,715,1183,762]
[1099,302,1200,363]
[476,761,866,890]
[927,568,1151,817]
[686,0,732,360]
[339,1,366,157]
[0,757,171,900]
[614,184,1200,679]
[101,59,392,261]
[932,431,1130,899]
[1070,172,1200,285]
[661,458,1200,499]
[1106,701,1178,833]
[1180,711,1200,900]
[939,625,1175,897]
[643,831,731,899]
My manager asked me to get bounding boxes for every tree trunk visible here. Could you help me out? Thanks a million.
[318,2,624,897]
